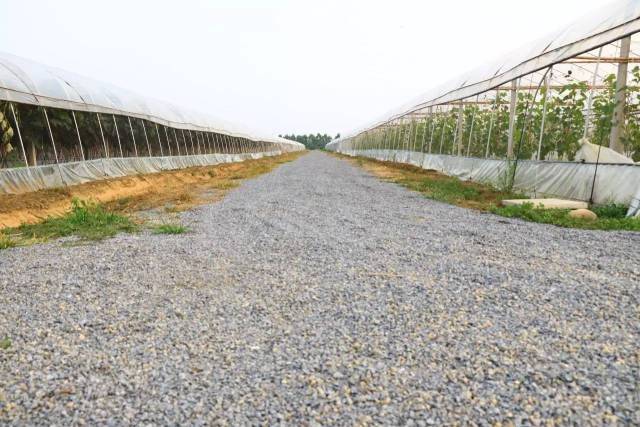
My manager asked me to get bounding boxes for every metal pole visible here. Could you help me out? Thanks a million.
[452,108,461,155]
[466,97,478,157]
[180,129,188,154]
[42,107,65,184]
[71,111,85,161]
[420,110,429,153]
[155,123,164,157]
[195,131,202,154]
[393,127,398,152]
[537,67,553,160]
[408,120,415,152]
[127,116,138,157]
[583,49,603,140]
[172,128,181,156]
[188,130,195,155]
[96,113,108,158]
[455,102,464,156]
[438,111,446,154]
[163,125,172,156]
[112,115,123,157]
[428,107,437,154]
[213,133,220,153]
[141,120,152,156]
[413,119,420,152]
[609,36,631,153]
[206,132,212,154]
[507,79,518,158]
[381,124,388,152]
[9,103,29,167]
[485,95,497,159]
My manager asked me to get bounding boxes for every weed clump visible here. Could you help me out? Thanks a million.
[491,202,640,231]
[153,224,188,235]
[18,199,137,241]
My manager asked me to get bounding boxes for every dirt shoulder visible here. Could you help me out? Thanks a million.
[0,152,306,229]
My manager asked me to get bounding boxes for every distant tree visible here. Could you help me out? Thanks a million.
[279,132,335,150]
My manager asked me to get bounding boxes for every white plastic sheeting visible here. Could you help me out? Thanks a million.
[338,149,640,212]
[574,140,636,163]
[0,151,281,195]
[329,0,640,144]
[0,51,303,150]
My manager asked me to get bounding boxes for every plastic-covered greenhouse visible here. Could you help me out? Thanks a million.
[327,0,640,216]
[0,52,303,193]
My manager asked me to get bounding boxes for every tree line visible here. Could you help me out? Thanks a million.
[279,133,340,150]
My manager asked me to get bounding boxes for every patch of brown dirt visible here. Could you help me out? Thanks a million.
[0,152,305,229]
[331,152,518,211]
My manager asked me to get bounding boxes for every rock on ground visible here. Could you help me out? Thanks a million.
[1,151,639,425]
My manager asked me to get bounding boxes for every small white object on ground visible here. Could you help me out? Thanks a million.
[501,198,588,209]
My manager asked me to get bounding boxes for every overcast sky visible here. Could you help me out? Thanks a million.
[0,0,613,137]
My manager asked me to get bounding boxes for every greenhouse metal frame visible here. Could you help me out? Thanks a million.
[327,0,640,216]
[0,52,303,193]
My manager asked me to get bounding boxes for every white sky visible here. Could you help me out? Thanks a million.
[0,0,613,137]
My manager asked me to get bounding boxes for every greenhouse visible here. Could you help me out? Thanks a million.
[0,52,303,193]
[326,0,640,216]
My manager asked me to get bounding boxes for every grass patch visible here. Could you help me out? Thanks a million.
[338,154,524,210]
[15,199,137,243]
[336,153,639,232]
[0,337,11,350]
[491,203,640,231]
[153,224,188,235]
[0,233,16,249]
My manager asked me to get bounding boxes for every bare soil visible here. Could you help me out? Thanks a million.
[0,152,305,228]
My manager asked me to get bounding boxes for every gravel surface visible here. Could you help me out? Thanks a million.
[1,151,639,425]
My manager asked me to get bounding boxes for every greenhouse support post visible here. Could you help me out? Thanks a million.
[421,110,430,152]
[180,129,187,154]
[455,103,464,156]
[438,116,446,154]
[466,96,478,156]
[71,111,85,161]
[195,131,202,154]
[164,126,172,156]
[9,103,29,168]
[537,67,552,161]
[112,115,123,158]
[428,107,437,154]
[154,123,164,157]
[583,48,603,139]
[382,123,389,151]
[96,113,108,158]
[187,130,195,155]
[393,120,400,151]
[127,116,138,157]
[408,120,415,152]
[141,120,152,156]
[42,107,65,186]
[609,35,631,153]
[452,108,461,155]
[172,128,181,156]
[507,79,518,159]
[485,92,498,158]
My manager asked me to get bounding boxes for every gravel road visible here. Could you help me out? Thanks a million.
[1,151,639,425]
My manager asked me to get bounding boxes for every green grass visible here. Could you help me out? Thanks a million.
[0,337,11,350]
[340,154,639,232]
[491,202,640,231]
[152,224,188,235]
[16,199,138,242]
[0,233,16,249]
